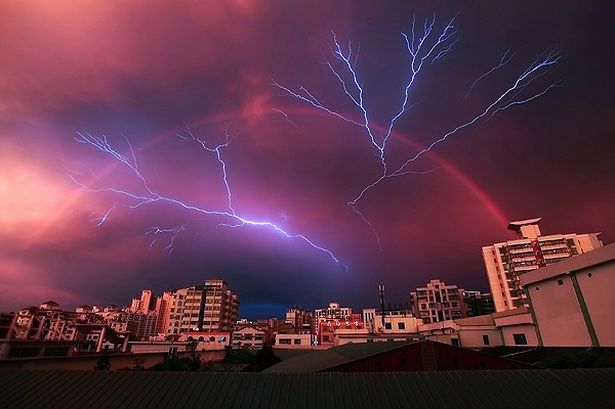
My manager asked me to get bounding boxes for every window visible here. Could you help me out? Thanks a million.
[451,338,460,347]
[385,322,392,330]
[398,322,405,330]
[557,279,564,285]
[482,335,490,345]
[294,339,301,344]
[279,338,291,345]
[513,333,528,345]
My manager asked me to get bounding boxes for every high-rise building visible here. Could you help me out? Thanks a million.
[128,289,155,314]
[410,279,466,323]
[139,289,155,314]
[201,279,239,332]
[462,290,495,317]
[285,307,313,331]
[126,311,157,340]
[154,291,173,336]
[482,218,602,312]
[166,280,239,336]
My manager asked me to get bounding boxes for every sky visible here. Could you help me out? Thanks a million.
[1,1,614,318]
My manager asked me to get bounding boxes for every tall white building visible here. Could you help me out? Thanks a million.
[482,218,602,312]
[166,280,239,336]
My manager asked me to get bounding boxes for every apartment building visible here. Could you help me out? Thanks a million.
[482,218,602,312]
[166,280,239,336]
[410,279,466,323]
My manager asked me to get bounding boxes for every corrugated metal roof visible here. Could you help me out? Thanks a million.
[0,369,612,409]
[265,341,422,373]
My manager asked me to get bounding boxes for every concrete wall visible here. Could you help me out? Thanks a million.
[575,261,615,346]
[500,324,539,347]
[458,327,502,348]
[275,333,313,349]
[526,275,592,346]
[0,349,226,370]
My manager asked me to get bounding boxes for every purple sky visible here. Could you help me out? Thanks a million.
[1,1,614,318]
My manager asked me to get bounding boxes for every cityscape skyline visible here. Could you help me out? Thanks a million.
[1,1,614,318]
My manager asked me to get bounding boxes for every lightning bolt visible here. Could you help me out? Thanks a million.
[271,15,457,245]
[72,131,346,268]
[271,14,560,246]
[389,51,561,178]
[146,225,187,255]
[463,49,515,101]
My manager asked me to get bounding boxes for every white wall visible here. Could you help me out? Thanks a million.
[575,261,615,346]
[526,275,592,346]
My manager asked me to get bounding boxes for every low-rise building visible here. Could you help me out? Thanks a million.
[275,333,314,349]
[418,307,538,349]
[519,242,615,347]
[232,324,273,349]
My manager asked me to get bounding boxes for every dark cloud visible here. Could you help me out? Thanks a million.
[1,1,614,318]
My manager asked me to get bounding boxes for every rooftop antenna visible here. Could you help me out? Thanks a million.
[378,284,385,327]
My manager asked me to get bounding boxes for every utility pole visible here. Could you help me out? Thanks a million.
[378,284,385,327]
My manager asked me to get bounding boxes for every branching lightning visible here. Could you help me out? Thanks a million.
[146,225,187,254]
[271,14,560,246]
[72,131,346,268]
[463,49,514,101]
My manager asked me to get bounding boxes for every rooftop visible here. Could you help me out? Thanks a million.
[1,369,612,409]
[519,242,615,286]
[508,217,542,230]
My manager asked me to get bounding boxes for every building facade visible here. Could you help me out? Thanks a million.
[154,291,173,336]
[519,242,615,347]
[314,302,354,346]
[463,291,495,317]
[166,280,239,336]
[482,218,602,312]
[418,307,539,349]
[410,280,467,323]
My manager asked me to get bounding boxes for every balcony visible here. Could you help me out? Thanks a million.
[540,243,568,251]
[514,264,538,272]
[543,252,570,260]
[510,255,536,263]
